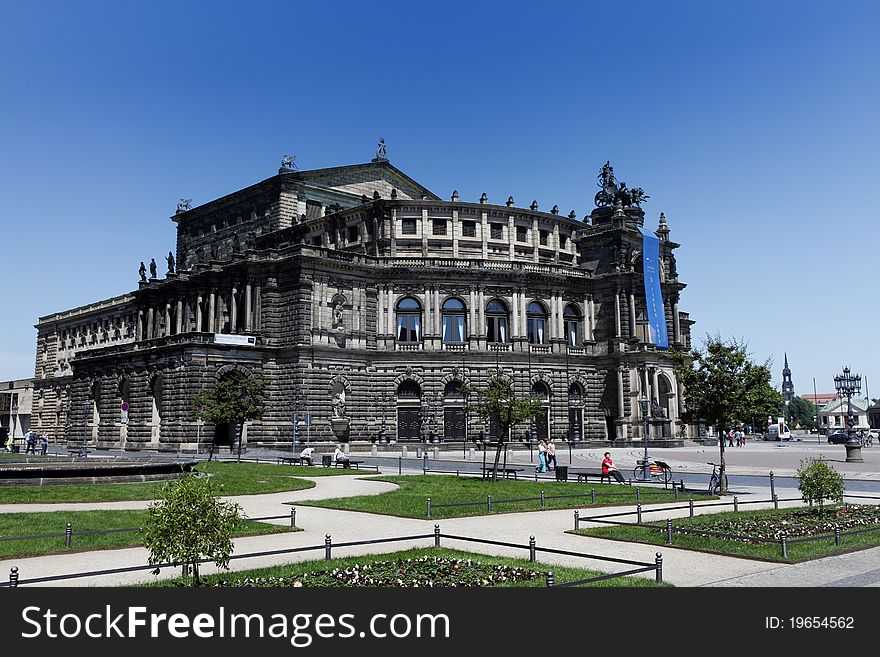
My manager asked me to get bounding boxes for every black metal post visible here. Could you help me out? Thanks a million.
[655,553,663,583]
[834,524,841,546]
[637,503,642,524]
[487,495,492,512]
[427,497,432,518]
[666,518,673,545]
[689,499,694,517]
[434,524,440,547]
[290,508,296,528]
[780,531,788,558]
[769,471,775,500]
[529,536,536,562]
[733,496,738,513]
[574,510,579,530]
[324,533,332,560]
[540,490,545,509]
[10,566,19,588]
[65,522,72,548]
[545,571,555,587]
[591,488,596,504]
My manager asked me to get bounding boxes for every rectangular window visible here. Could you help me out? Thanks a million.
[527,318,546,344]
[433,219,447,235]
[396,316,421,342]
[347,226,359,242]
[487,316,508,343]
[635,308,651,343]
[516,226,528,242]
[539,230,549,246]
[402,218,417,235]
[461,221,476,238]
[491,223,503,240]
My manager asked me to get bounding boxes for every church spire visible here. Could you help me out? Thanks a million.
[782,352,794,402]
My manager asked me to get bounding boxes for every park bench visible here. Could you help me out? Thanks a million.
[276,456,311,466]
[480,466,524,480]
[568,468,618,485]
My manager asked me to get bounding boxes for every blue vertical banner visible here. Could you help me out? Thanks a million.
[641,230,669,348]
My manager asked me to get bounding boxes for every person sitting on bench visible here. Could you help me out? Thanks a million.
[299,445,315,466]
[601,451,627,484]
[333,443,350,467]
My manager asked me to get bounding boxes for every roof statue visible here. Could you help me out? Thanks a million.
[138,261,147,282]
[594,161,649,208]
[280,154,297,170]
[375,138,387,161]
[177,198,192,212]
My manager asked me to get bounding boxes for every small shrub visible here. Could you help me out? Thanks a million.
[143,475,242,586]
[796,458,844,513]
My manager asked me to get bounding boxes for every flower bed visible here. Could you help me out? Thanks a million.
[213,556,542,588]
[656,504,880,543]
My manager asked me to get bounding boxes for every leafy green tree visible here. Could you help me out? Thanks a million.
[143,475,243,586]
[193,375,267,461]
[466,379,543,482]
[785,396,819,430]
[796,458,844,513]
[673,336,785,494]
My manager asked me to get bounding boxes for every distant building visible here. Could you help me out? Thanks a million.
[868,401,880,430]
[0,379,34,443]
[802,393,839,409]
[818,397,870,432]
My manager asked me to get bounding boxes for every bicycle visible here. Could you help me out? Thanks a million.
[633,459,672,483]
[707,462,728,494]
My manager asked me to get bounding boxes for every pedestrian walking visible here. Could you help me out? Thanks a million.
[535,439,549,473]
[734,428,743,447]
[545,438,557,471]
[40,434,48,455]
[24,431,36,454]
[726,429,734,447]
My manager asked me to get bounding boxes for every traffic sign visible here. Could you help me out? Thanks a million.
[121,402,130,412]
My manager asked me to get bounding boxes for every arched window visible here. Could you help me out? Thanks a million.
[444,380,464,398]
[527,301,548,344]
[441,298,467,343]
[563,304,581,347]
[397,380,422,399]
[531,382,550,399]
[395,297,422,343]
[485,299,509,343]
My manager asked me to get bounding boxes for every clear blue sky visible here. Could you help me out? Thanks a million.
[1,1,877,398]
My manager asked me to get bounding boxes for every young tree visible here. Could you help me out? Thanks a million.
[673,336,785,494]
[466,379,543,482]
[785,396,819,430]
[143,475,243,586]
[796,458,844,513]
[192,375,267,461]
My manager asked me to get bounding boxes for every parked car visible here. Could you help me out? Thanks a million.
[763,423,792,441]
[827,431,850,444]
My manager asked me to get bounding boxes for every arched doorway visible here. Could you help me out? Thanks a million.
[396,380,421,442]
[443,381,466,443]
[531,382,550,442]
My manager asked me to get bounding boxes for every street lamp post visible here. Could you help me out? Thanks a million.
[10,401,19,451]
[640,395,650,480]
[421,397,430,473]
[834,367,863,463]
[378,392,390,444]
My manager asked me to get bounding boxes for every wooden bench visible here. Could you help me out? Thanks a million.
[325,458,366,469]
[480,466,524,480]
[277,456,311,466]
[569,468,620,485]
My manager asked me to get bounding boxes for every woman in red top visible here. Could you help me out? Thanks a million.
[601,452,627,484]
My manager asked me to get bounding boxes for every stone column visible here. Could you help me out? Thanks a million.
[652,367,660,404]
[614,289,622,337]
[231,286,238,332]
[254,285,261,330]
[164,303,171,337]
[468,286,476,336]
[586,295,594,341]
[617,368,626,419]
[175,299,183,334]
[196,294,203,332]
[553,224,560,264]
[387,285,395,336]
[137,310,144,341]
[377,284,384,337]
[208,291,216,334]
[480,211,488,260]
[511,289,520,338]
[244,284,252,331]
[477,286,485,337]
[146,307,154,340]
[629,290,637,338]
[434,285,441,338]
[531,218,539,263]
[673,300,681,344]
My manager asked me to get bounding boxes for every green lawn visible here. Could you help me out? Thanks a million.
[0,461,358,504]
[572,505,880,562]
[0,508,295,559]
[146,547,669,588]
[297,474,687,519]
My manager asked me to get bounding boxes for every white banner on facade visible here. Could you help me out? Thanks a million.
[213,334,257,346]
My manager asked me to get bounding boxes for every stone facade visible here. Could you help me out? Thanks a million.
[31,158,693,451]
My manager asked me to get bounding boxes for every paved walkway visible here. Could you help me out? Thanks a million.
[2,469,878,588]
